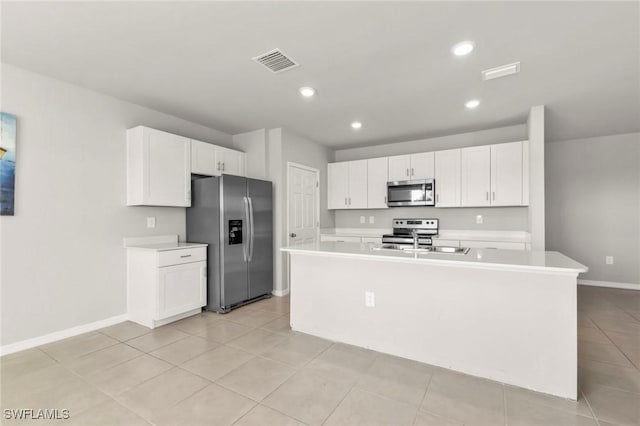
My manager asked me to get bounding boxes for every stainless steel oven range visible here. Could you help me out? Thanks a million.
[382,218,439,248]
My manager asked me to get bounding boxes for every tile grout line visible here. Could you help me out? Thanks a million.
[503,383,508,426]
[583,312,639,371]
[411,367,437,425]
[579,388,602,426]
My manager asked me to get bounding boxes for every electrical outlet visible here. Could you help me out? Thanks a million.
[360,216,366,224]
[146,217,156,228]
[365,291,375,307]
[476,215,483,224]
[606,256,614,265]
[369,216,375,224]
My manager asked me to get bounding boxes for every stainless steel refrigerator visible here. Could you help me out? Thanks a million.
[186,175,273,313]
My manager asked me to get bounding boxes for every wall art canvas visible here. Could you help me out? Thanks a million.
[0,112,17,215]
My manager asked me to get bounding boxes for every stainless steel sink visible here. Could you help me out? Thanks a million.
[371,244,405,251]
[432,246,470,254]
[372,245,470,255]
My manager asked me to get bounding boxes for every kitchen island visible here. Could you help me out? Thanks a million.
[282,242,587,399]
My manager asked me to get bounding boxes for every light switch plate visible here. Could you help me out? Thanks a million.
[369,216,375,224]
[606,256,614,265]
[360,216,366,224]
[476,215,483,224]
[146,217,156,228]
[365,291,375,307]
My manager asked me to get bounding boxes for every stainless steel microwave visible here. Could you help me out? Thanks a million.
[387,179,435,207]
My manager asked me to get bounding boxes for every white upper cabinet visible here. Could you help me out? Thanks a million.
[491,141,524,206]
[191,140,218,176]
[410,152,435,180]
[327,160,368,209]
[387,153,434,181]
[367,157,388,209]
[388,155,411,181]
[217,146,245,176]
[348,160,368,209]
[191,140,245,177]
[461,145,491,207]
[328,162,350,209]
[434,149,461,207]
[127,126,191,207]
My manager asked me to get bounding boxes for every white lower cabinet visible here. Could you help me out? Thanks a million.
[127,246,207,328]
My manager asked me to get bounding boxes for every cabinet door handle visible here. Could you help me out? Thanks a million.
[486,191,489,201]
[411,168,414,176]
[345,197,348,205]
[217,161,221,171]
[384,195,387,204]
[222,162,225,171]
[406,168,409,176]
[180,254,192,258]
[492,191,496,201]
[436,193,439,203]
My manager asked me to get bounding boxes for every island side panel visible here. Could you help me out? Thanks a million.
[289,252,577,400]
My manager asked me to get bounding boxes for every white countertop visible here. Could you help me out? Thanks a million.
[320,228,530,243]
[282,242,587,275]
[125,242,208,252]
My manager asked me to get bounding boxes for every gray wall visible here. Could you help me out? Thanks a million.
[0,64,233,346]
[277,128,335,293]
[546,133,640,285]
[335,124,527,161]
[333,125,529,231]
[335,207,528,231]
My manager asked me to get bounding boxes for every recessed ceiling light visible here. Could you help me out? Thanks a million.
[351,121,362,130]
[465,99,480,109]
[452,41,475,56]
[299,86,316,97]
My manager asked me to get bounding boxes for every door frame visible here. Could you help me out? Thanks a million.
[286,161,321,246]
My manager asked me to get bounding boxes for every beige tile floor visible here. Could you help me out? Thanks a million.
[1,286,639,426]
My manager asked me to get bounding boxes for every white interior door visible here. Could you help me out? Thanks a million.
[288,164,319,247]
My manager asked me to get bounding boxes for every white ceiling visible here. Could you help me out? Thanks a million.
[2,2,639,148]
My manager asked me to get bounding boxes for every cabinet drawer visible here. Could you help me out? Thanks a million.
[158,247,206,267]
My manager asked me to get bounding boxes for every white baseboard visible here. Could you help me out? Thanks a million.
[272,289,290,297]
[0,314,128,357]
[578,279,640,291]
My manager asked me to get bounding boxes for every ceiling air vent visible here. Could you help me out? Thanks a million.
[482,62,521,81]
[252,48,300,74]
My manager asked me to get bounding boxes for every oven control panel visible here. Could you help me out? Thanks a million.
[392,218,439,229]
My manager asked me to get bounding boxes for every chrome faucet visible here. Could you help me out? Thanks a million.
[412,229,419,249]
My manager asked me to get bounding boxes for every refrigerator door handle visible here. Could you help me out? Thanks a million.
[248,196,255,262]
[243,196,249,262]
